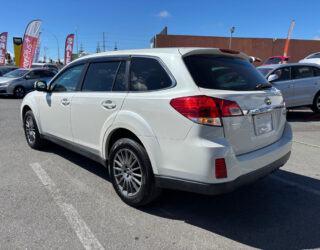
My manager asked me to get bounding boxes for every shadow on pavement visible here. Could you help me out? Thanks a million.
[141,170,320,250]
[287,108,320,122]
[42,143,110,182]
[41,142,320,249]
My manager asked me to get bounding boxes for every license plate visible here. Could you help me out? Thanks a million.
[253,113,273,136]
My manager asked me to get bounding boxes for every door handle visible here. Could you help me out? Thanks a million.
[288,84,293,88]
[101,100,116,109]
[61,98,70,106]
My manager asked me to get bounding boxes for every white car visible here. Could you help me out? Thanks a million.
[21,48,292,206]
[299,52,320,65]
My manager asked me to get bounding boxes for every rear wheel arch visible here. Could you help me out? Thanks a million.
[105,127,160,175]
[106,128,144,159]
[311,90,320,112]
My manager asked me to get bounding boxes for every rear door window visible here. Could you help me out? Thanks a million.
[184,55,268,91]
[113,61,127,91]
[292,66,313,79]
[82,61,120,92]
[271,67,291,82]
[313,67,320,76]
[130,57,172,91]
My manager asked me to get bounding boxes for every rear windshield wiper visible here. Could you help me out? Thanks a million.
[255,83,272,90]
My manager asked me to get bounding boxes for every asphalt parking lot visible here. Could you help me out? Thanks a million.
[0,97,319,250]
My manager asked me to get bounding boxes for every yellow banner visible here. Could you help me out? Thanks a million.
[13,37,22,67]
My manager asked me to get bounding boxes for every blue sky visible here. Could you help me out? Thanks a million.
[2,0,320,61]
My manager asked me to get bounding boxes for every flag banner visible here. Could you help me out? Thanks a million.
[0,32,8,66]
[64,34,74,65]
[20,20,42,68]
[32,32,42,63]
[13,37,23,66]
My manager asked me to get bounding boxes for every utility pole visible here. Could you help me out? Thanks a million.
[96,41,101,53]
[103,32,106,52]
[76,26,79,57]
[44,46,48,63]
[229,26,235,49]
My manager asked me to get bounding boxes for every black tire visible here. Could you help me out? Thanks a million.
[311,92,320,113]
[109,138,161,207]
[14,86,25,98]
[23,110,45,149]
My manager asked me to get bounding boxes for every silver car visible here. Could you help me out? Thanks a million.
[257,63,320,112]
[0,68,55,98]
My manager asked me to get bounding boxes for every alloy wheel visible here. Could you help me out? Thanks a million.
[25,116,36,144]
[113,148,142,197]
[15,87,25,98]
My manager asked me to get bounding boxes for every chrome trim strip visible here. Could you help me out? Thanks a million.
[244,104,285,115]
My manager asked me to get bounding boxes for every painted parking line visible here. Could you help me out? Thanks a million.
[30,162,105,250]
[271,174,320,197]
[293,140,320,149]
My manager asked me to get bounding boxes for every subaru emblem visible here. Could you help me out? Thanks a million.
[265,97,272,105]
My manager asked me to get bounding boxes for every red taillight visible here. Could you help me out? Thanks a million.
[215,98,243,116]
[215,158,227,178]
[170,96,221,126]
[170,95,242,126]
[219,48,240,54]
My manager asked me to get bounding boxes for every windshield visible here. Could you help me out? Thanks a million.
[184,55,268,91]
[306,53,320,59]
[3,69,29,78]
[257,68,273,77]
[264,57,283,65]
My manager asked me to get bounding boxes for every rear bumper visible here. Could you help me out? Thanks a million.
[155,151,290,195]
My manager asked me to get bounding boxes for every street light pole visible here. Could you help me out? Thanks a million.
[47,31,60,62]
[229,26,235,49]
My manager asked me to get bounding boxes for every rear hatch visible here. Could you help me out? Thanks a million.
[183,51,286,155]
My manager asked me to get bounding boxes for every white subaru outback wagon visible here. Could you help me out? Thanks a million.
[21,48,292,206]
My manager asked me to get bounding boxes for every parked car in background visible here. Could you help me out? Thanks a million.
[299,52,320,65]
[249,56,262,63]
[0,65,18,76]
[21,48,292,206]
[32,63,59,74]
[263,56,290,65]
[257,63,320,112]
[0,68,55,98]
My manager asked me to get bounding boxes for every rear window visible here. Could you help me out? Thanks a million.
[184,55,268,91]
[306,53,320,59]
[257,68,273,77]
[264,57,283,65]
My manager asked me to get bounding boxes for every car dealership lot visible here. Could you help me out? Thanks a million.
[0,97,319,249]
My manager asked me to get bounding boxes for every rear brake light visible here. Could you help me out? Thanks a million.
[219,48,240,54]
[215,158,227,178]
[170,96,221,126]
[170,96,243,126]
[215,98,243,116]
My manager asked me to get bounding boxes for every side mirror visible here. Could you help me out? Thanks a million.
[268,74,279,82]
[34,81,48,92]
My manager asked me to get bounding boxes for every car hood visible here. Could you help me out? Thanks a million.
[0,77,18,84]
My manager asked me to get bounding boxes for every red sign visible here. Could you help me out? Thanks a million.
[64,34,74,65]
[20,20,42,69]
[0,32,8,66]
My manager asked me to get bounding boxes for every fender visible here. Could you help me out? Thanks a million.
[101,110,161,174]
[20,92,42,132]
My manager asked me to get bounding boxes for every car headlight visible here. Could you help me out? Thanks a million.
[0,83,9,87]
